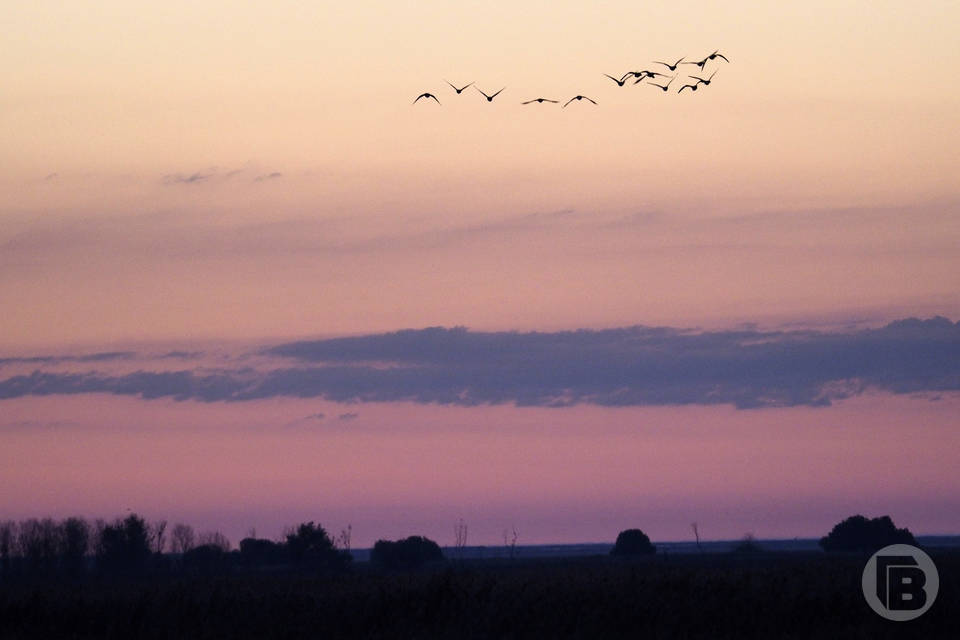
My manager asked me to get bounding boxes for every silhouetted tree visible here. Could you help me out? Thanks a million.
[611,529,656,556]
[0,521,15,578]
[285,522,350,571]
[198,530,231,552]
[18,518,60,574]
[60,517,90,575]
[454,519,467,560]
[171,523,195,554]
[503,526,518,559]
[371,536,443,570]
[336,524,352,554]
[151,520,168,555]
[96,514,152,573]
[819,515,917,552]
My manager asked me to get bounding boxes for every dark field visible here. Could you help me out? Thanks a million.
[1,551,956,639]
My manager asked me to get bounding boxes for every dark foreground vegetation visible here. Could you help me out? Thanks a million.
[0,514,954,638]
[0,550,957,639]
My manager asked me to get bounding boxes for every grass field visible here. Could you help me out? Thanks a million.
[1,551,956,639]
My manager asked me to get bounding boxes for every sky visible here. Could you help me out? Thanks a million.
[1,1,959,547]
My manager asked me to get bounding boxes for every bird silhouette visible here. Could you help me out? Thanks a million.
[677,82,699,93]
[522,97,559,104]
[707,50,730,63]
[475,86,505,102]
[413,93,441,105]
[620,71,646,83]
[604,74,628,86]
[445,80,474,94]
[653,57,685,71]
[690,70,718,86]
[562,95,597,107]
[632,70,669,84]
[682,57,710,72]
[647,76,675,92]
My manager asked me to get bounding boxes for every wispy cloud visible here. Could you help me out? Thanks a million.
[4,202,957,268]
[0,318,957,409]
[161,167,284,186]
[0,351,134,367]
[254,172,283,182]
[162,170,216,185]
[157,350,204,360]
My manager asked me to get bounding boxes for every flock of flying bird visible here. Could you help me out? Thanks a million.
[413,50,729,106]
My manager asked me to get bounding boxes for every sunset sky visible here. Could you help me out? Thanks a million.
[2,1,958,547]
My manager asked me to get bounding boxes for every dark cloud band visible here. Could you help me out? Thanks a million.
[0,317,957,409]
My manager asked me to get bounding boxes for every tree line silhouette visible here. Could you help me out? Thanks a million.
[0,514,357,578]
[0,513,462,579]
[0,512,922,580]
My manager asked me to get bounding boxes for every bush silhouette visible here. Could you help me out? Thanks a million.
[731,533,763,554]
[819,515,917,552]
[611,529,656,556]
[285,522,351,571]
[239,537,286,567]
[182,544,230,574]
[370,536,443,570]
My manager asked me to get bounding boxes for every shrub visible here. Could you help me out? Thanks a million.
[819,515,917,552]
[611,529,656,556]
[370,536,443,570]
[239,537,287,567]
[285,522,351,572]
[182,544,230,574]
[731,533,762,553]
